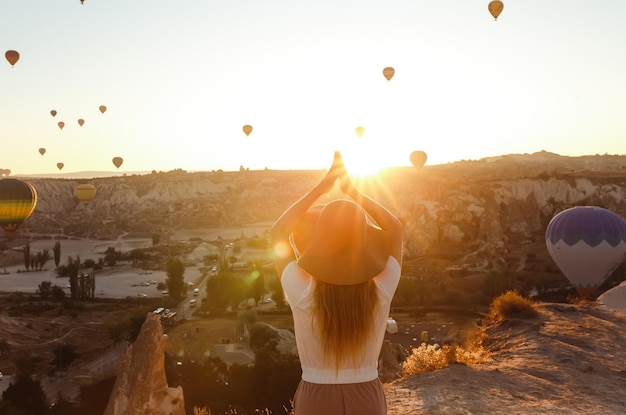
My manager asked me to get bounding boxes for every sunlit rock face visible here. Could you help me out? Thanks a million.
[103,313,185,415]
[20,153,626,274]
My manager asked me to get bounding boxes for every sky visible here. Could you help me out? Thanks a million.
[2,0,626,176]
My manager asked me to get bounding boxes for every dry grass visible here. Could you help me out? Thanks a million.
[487,290,538,322]
[400,291,538,376]
[401,339,491,376]
[193,405,292,415]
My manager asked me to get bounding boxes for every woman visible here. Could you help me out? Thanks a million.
[270,152,403,415]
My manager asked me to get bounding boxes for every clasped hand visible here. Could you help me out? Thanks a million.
[319,151,356,197]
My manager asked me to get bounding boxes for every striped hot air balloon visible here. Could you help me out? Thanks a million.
[74,183,97,205]
[545,206,626,298]
[0,178,37,238]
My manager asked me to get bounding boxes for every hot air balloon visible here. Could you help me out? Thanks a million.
[488,0,504,20]
[78,119,85,127]
[74,183,97,205]
[38,148,46,156]
[0,178,37,238]
[410,151,427,169]
[112,157,123,169]
[545,206,626,298]
[58,121,65,130]
[383,67,395,81]
[5,50,19,67]
[242,125,253,136]
[99,105,107,114]
[50,110,57,117]
[57,163,64,171]
[355,126,365,138]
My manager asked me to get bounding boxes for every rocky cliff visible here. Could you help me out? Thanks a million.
[103,313,186,415]
[17,151,626,277]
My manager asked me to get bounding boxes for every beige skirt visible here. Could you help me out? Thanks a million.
[293,378,387,415]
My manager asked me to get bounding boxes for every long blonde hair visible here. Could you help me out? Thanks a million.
[312,280,380,371]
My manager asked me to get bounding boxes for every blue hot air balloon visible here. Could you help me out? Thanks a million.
[545,206,626,297]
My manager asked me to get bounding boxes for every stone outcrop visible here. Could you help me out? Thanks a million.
[378,340,407,382]
[249,322,298,355]
[18,152,626,275]
[103,313,185,415]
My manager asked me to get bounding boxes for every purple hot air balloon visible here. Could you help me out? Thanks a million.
[545,206,626,297]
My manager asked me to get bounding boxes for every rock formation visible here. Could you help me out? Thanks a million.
[378,340,407,382]
[17,152,626,278]
[103,313,185,415]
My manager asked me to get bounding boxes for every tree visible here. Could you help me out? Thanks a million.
[205,274,228,313]
[1,375,51,415]
[205,274,248,313]
[36,249,50,270]
[104,247,118,266]
[250,269,265,306]
[249,349,301,414]
[50,285,66,302]
[53,241,61,268]
[52,344,77,371]
[65,256,80,300]
[23,242,30,271]
[0,338,9,357]
[37,281,52,300]
[166,257,185,299]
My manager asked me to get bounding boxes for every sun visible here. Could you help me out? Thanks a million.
[340,148,388,178]
[342,158,383,178]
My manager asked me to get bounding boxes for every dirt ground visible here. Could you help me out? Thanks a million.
[384,302,626,415]
[0,296,141,376]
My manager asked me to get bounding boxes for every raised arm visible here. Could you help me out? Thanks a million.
[270,152,343,277]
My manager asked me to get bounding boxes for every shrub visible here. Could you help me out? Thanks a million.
[402,344,449,374]
[488,290,538,322]
[402,334,490,376]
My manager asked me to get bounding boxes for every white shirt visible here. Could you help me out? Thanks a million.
[281,257,401,384]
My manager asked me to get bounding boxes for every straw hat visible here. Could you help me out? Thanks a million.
[296,199,390,285]
[291,204,325,257]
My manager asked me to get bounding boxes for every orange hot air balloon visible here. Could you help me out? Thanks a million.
[112,157,123,169]
[5,50,19,67]
[242,125,253,136]
[57,163,64,171]
[99,105,107,114]
[0,178,37,238]
[58,121,65,130]
[38,148,46,156]
[78,119,85,127]
[355,126,365,138]
[382,67,395,81]
[410,151,428,169]
[488,0,504,20]
[74,183,97,205]
[50,110,57,117]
